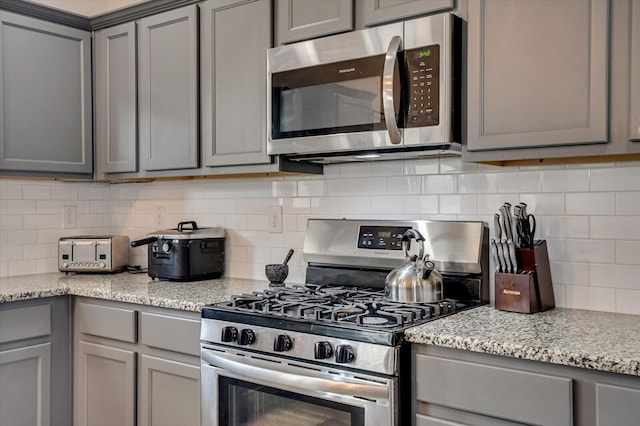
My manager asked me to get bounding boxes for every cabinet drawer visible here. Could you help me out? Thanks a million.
[75,301,136,343]
[139,312,200,357]
[416,414,466,426]
[596,383,640,426]
[0,304,51,343]
[415,354,573,425]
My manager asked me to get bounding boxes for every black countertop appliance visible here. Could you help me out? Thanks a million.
[131,221,225,281]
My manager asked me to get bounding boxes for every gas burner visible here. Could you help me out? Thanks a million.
[360,316,390,325]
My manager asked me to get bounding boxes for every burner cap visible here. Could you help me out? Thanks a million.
[361,316,389,325]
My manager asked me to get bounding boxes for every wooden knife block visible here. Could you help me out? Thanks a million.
[495,240,555,314]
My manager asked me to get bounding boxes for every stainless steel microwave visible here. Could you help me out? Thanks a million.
[267,13,462,164]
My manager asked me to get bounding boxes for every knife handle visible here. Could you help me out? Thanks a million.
[507,239,518,273]
[500,240,512,274]
[490,239,500,273]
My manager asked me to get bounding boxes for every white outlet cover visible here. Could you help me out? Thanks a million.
[269,205,282,233]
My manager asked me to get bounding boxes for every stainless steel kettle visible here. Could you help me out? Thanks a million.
[384,229,443,303]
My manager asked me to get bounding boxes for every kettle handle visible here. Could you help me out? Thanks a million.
[401,229,425,263]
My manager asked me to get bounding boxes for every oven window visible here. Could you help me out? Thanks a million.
[219,376,364,425]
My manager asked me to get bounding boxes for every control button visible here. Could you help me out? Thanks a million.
[237,329,256,345]
[63,262,68,268]
[314,341,333,359]
[335,345,355,364]
[274,334,293,352]
[162,242,172,253]
[220,326,238,343]
[100,262,106,268]
[62,254,69,260]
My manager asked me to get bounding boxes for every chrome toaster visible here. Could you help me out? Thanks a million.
[58,235,130,273]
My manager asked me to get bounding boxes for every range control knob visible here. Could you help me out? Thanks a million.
[162,241,172,253]
[273,334,293,352]
[237,329,256,345]
[335,345,355,364]
[314,341,333,359]
[220,326,238,343]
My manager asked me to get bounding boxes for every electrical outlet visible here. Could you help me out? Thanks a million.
[269,205,282,233]
[154,206,166,228]
[63,206,77,229]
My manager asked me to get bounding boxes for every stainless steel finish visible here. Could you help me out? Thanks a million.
[201,346,396,426]
[267,14,460,162]
[303,219,487,275]
[403,13,456,146]
[200,319,398,375]
[490,239,501,273]
[383,35,402,145]
[146,227,225,240]
[494,213,502,241]
[201,349,388,400]
[499,204,513,242]
[507,239,518,273]
[500,241,511,274]
[58,235,129,272]
[494,239,506,273]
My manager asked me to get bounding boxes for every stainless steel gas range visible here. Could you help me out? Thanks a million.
[200,219,489,426]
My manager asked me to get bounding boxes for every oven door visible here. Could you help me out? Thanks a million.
[201,346,396,426]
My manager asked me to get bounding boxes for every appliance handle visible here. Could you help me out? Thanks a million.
[383,35,402,145]
[201,349,389,401]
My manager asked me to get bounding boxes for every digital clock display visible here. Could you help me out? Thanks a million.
[417,50,431,58]
[358,226,412,250]
[378,231,391,238]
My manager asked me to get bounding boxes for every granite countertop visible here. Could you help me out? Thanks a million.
[404,305,640,376]
[0,272,271,312]
[2,273,639,376]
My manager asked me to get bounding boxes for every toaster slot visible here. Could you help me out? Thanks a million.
[74,240,98,262]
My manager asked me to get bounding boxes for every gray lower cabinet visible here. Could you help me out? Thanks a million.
[201,0,272,167]
[95,21,138,174]
[629,2,640,142]
[0,297,71,426]
[274,0,353,45]
[73,298,201,426]
[465,0,608,153]
[356,0,454,27]
[138,5,199,171]
[0,11,92,176]
[413,345,640,426]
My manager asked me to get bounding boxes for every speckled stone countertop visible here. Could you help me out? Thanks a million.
[405,305,640,376]
[0,272,271,312]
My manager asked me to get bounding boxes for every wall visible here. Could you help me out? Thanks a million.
[2,157,640,315]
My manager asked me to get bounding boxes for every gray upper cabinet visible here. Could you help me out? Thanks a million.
[95,22,137,174]
[466,0,609,152]
[357,0,454,27]
[275,0,353,45]
[138,5,199,171]
[201,0,272,167]
[0,11,92,175]
[629,2,640,142]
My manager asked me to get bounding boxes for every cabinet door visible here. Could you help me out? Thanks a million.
[201,0,271,167]
[95,22,137,173]
[466,0,608,152]
[629,1,640,141]
[0,343,51,426]
[596,384,640,426]
[138,5,198,171]
[0,11,92,174]
[74,341,136,426]
[358,0,454,27]
[139,354,200,426]
[275,0,353,45]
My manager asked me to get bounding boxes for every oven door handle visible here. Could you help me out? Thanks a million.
[383,35,401,145]
[201,349,389,401]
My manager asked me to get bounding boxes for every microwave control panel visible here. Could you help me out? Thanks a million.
[357,226,412,250]
[405,44,440,127]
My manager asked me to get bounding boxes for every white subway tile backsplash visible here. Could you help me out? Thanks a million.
[591,264,640,289]
[565,193,615,215]
[498,171,542,193]
[459,173,498,193]
[422,174,457,194]
[565,285,616,312]
[542,170,590,192]
[2,159,640,314]
[615,192,640,215]
[615,289,640,315]
[564,239,615,263]
[615,241,640,265]
[591,217,640,240]
[591,167,640,191]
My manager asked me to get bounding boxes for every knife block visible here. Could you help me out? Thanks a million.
[495,240,555,314]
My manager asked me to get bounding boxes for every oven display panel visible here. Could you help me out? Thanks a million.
[357,226,411,250]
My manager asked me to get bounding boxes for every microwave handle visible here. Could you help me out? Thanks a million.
[383,35,402,145]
